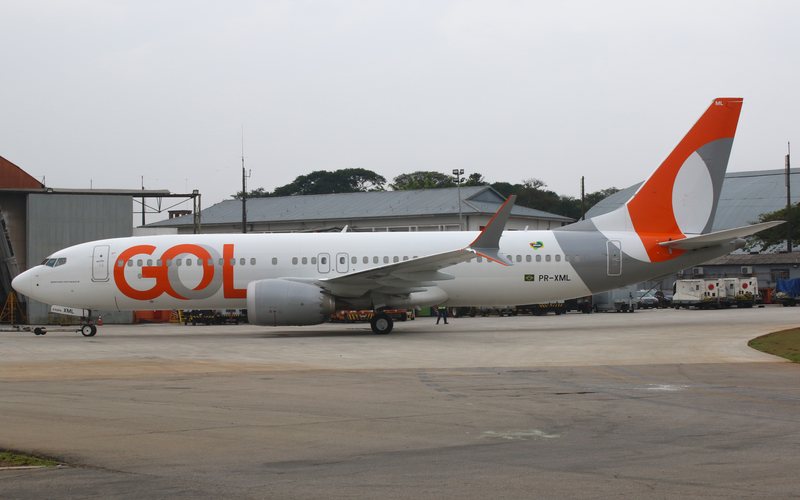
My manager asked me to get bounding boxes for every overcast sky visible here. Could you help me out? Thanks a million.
[1,1,797,222]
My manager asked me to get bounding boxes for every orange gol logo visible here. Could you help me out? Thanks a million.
[114,243,246,301]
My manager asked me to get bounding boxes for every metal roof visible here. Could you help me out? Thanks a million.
[585,168,800,230]
[149,186,573,227]
[705,252,800,266]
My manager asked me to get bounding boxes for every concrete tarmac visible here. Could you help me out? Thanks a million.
[1,307,799,498]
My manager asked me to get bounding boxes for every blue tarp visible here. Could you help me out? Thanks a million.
[776,278,800,297]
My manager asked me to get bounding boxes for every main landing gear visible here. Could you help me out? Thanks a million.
[370,312,394,335]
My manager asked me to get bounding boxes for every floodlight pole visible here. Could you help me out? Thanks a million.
[453,168,464,230]
[787,142,792,252]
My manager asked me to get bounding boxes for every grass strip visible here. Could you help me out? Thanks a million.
[749,328,800,363]
[0,450,59,467]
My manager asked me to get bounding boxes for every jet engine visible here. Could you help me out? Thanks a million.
[246,279,335,326]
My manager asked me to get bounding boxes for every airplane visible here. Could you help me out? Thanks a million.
[12,97,782,336]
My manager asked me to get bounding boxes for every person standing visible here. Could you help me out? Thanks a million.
[436,304,449,325]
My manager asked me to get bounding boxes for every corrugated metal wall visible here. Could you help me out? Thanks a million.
[25,194,133,324]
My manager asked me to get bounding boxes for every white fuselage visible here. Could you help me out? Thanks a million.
[14,230,593,311]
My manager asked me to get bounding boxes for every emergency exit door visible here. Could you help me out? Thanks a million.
[606,240,622,276]
[92,245,110,282]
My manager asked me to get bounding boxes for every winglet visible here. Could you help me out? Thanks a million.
[469,195,516,265]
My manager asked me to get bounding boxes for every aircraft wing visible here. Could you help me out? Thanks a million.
[315,196,516,301]
[658,221,784,251]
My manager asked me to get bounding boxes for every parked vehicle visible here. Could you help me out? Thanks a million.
[672,279,724,309]
[719,277,758,308]
[775,278,800,307]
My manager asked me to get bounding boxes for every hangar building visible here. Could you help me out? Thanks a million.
[0,155,197,325]
[146,186,574,234]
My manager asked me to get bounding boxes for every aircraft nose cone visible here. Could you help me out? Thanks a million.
[12,270,36,298]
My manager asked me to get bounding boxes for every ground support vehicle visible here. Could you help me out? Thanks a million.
[330,309,414,323]
[720,277,758,308]
[672,279,724,309]
[775,278,800,307]
[184,309,247,325]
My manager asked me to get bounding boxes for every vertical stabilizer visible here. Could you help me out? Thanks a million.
[591,97,743,262]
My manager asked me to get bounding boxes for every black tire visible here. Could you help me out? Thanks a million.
[81,324,97,337]
[34,327,46,336]
[370,313,394,335]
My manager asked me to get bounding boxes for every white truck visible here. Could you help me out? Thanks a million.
[673,278,758,309]
[672,279,723,309]
[719,277,758,308]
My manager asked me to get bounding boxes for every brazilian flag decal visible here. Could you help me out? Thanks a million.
[524,274,535,282]
[529,241,544,250]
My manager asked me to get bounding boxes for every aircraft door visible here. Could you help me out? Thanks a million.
[317,253,330,274]
[336,253,349,273]
[92,245,110,282]
[607,240,622,276]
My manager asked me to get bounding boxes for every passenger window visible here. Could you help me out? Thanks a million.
[302,257,308,265]
[272,257,278,265]
[383,256,389,264]
[185,259,192,267]
[321,257,327,265]
[526,255,531,262]
[363,256,369,264]
[402,256,409,261]
[166,260,172,267]
[373,256,379,264]
[311,257,317,264]
[137,259,143,267]
[239,258,246,266]
[340,256,346,264]
[117,260,125,268]
[545,255,551,262]
[198,259,203,266]
[177,259,183,266]
[536,255,542,262]
[292,257,298,265]
[218,258,224,266]
[516,255,522,263]
[230,259,235,266]
[555,255,561,262]
[250,258,256,265]
[393,256,399,263]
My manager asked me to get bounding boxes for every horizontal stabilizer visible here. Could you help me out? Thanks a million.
[658,221,784,250]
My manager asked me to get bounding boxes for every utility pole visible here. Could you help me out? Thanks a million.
[452,169,464,230]
[241,127,249,234]
[141,176,145,227]
[787,142,792,252]
[580,176,586,221]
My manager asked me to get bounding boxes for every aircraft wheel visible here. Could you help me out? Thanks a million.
[370,313,393,335]
[34,327,46,335]
[81,324,97,337]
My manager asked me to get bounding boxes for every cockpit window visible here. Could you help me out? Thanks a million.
[41,257,67,267]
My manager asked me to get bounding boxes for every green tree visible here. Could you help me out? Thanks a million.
[232,168,385,198]
[749,205,795,249]
[390,171,456,190]
[231,187,270,200]
[464,172,487,186]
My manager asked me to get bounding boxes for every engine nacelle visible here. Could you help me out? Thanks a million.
[247,279,335,326]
